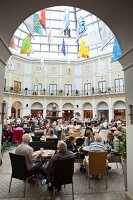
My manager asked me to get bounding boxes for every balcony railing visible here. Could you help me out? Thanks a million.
[4,86,125,97]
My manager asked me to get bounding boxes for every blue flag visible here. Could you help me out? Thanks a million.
[76,16,87,41]
[61,38,66,56]
[111,37,122,63]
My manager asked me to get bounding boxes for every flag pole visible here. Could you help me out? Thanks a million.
[100,36,114,51]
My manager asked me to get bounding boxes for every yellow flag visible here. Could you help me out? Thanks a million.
[78,39,90,58]
[20,34,32,54]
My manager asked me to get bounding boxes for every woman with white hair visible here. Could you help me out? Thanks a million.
[15,133,46,184]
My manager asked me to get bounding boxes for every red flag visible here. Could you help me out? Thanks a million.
[40,9,46,29]
[9,36,16,49]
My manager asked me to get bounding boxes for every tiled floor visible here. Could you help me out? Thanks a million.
[0,146,125,200]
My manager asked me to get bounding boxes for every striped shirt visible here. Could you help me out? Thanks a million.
[89,142,107,151]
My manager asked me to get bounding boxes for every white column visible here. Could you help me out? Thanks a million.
[119,47,133,199]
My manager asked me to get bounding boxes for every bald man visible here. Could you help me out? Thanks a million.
[44,140,74,191]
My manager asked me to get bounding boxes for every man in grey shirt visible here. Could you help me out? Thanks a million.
[44,140,74,191]
[15,133,45,183]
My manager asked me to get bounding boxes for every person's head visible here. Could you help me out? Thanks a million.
[68,135,75,143]
[22,133,31,143]
[49,128,54,136]
[86,130,92,138]
[57,141,67,152]
[95,136,102,143]
[107,131,114,141]
[117,125,122,131]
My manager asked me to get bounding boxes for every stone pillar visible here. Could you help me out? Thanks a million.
[119,47,133,199]
[0,34,12,164]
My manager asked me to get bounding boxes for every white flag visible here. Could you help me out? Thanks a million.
[99,21,113,48]
[24,15,34,37]
[47,28,54,44]
[86,25,101,46]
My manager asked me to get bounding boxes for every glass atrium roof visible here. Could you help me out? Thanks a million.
[11,6,114,60]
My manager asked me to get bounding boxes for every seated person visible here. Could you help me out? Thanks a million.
[46,128,58,139]
[66,135,77,153]
[44,141,74,191]
[15,133,46,184]
[107,131,122,163]
[66,136,85,159]
[82,130,95,147]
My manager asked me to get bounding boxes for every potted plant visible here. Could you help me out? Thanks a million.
[24,87,28,95]
[119,130,127,191]
[92,87,94,94]
[75,112,80,117]
[76,89,78,96]
[108,87,111,93]
[10,87,13,92]
[59,89,63,95]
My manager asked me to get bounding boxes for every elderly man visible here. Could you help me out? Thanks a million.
[15,133,45,184]
[44,140,74,191]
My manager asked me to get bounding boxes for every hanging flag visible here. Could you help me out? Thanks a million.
[9,36,16,49]
[40,9,47,34]
[78,39,90,58]
[34,13,43,35]
[20,34,32,54]
[67,59,71,75]
[62,9,70,33]
[86,25,101,46]
[61,38,66,56]
[6,56,15,71]
[99,21,113,48]
[24,15,34,37]
[76,16,87,41]
[64,27,71,37]
[111,37,122,63]
[47,27,54,44]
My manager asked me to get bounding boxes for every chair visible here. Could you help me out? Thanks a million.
[107,152,121,168]
[46,138,58,149]
[9,152,36,197]
[12,129,24,143]
[52,158,75,199]
[29,141,41,151]
[34,131,44,137]
[56,130,62,140]
[86,151,108,189]
[23,127,31,133]
[40,141,57,150]
[32,136,41,141]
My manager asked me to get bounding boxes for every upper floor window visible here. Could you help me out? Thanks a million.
[115,78,124,92]
[84,83,91,95]
[64,84,72,96]
[49,84,57,96]
[14,81,21,93]
[98,80,106,93]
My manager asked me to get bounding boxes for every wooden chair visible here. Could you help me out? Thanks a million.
[9,152,37,197]
[86,151,108,189]
[52,158,75,199]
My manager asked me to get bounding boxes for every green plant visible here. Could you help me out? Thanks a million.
[92,87,94,94]
[119,130,127,159]
[75,112,80,116]
[1,141,13,156]
[59,89,63,94]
